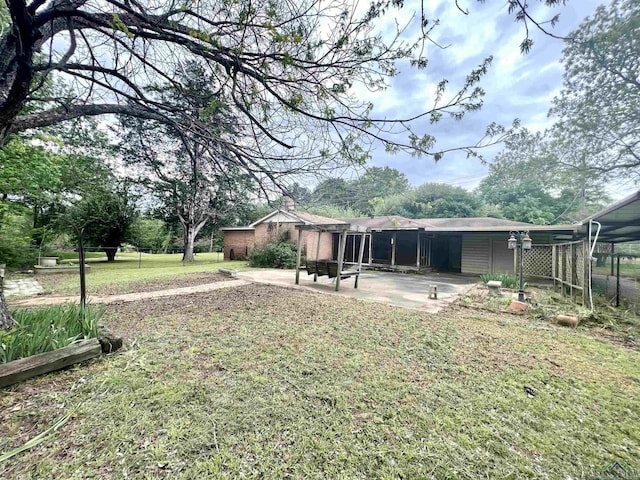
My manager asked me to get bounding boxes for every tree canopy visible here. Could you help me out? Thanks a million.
[0,0,570,186]
[550,0,640,179]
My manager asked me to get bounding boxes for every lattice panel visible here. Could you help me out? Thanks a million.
[576,243,585,288]
[523,246,553,278]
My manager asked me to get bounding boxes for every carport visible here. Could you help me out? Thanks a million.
[582,190,640,307]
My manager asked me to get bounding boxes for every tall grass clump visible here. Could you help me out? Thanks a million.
[1,305,102,363]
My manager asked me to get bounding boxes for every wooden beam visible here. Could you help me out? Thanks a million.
[368,234,373,265]
[295,228,303,285]
[0,339,101,389]
[583,240,590,308]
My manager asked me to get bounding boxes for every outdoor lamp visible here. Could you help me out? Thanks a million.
[507,234,517,250]
[522,232,532,250]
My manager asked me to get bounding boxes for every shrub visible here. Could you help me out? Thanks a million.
[480,273,527,290]
[1,304,102,363]
[249,242,298,269]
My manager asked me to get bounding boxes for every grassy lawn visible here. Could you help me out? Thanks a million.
[593,262,640,279]
[32,252,250,296]
[1,284,638,479]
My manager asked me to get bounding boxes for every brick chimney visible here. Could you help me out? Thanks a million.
[282,196,295,211]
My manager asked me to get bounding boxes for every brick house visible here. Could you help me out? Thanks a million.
[223,208,580,274]
[221,207,341,261]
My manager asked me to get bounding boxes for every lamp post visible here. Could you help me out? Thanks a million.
[508,231,532,302]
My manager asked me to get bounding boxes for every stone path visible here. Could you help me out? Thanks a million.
[7,279,250,307]
[3,277,44,297]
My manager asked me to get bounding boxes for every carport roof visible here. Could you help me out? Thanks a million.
[581,190,640,243]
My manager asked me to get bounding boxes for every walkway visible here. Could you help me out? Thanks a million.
[7,280,250,308]
[3,277,44,297]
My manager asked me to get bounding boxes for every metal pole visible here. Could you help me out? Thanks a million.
[616,255,620,307]
[78,231,86,309]
[138,248,142,269]
[610,243,615,277]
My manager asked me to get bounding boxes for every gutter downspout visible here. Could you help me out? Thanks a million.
[588,220,602,312]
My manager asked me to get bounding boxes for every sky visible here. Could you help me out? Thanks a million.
[357,0,626,195]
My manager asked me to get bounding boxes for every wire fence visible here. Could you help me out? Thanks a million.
[7,245,226,271]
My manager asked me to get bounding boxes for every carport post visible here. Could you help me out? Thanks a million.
[416,232,420,268]
[295,228,303,285]
[355,233,366,289]
[335,231,347,291]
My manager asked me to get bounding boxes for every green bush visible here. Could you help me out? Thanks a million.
[1,304,102,363]
[0,213,38,268]
[249,242,298,269]
[480,273,527,290]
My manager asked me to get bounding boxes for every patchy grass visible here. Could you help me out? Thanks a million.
[36,252,249,296]
[1,284,638,479]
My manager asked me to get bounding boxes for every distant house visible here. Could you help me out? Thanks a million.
[222,204,579,274]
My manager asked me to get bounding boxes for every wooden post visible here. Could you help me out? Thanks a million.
[416,232,420,268]
[313,230,321,282]
[391,232,396,267]
[560,245,567,297]
[368,234,372,265]
[570,243,577,300]
[355,233,366,289]
[295,228,303,285]
[552,245,556,290]
[335,231,346,291]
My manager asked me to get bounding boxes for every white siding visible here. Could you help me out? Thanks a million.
[461,234,490,274]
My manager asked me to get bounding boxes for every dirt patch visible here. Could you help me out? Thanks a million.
[101,283,290,338]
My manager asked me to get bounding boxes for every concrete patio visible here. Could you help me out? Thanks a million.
[236,269,478,312]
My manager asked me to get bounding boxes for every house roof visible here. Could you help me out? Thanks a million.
[342,215,546,231]
[222,210,582,235]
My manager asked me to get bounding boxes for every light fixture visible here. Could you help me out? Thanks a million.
[507,231,533,302]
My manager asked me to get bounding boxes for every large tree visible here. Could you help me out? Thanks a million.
[478,130,608,224]
[374,182,480,219]
[550,0,640,178]
[120,63,252,263]
[62,182,138,261]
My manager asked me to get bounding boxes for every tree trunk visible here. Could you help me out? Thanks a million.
[104,248,117,262]
[182,227,197,263]
[0,273,15,331]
